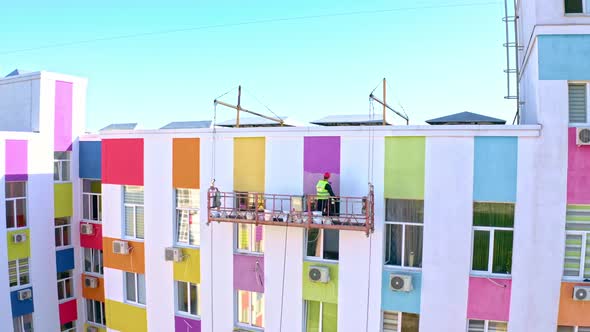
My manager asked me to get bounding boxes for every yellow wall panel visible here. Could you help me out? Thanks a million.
[54,183,73,218]
[105,299,147,332]
[173,247,200,284]
[233,137,265,192]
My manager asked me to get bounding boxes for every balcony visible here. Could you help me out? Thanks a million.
[207,187,374,235]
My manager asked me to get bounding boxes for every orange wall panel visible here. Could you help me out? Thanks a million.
[558,282,590,326]
[173,138,200,189]
[103,237,145,274]
[81,274,105,302]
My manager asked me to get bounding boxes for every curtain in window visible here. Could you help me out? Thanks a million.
[492,230,513,274]
[136,206,145,239]
[565,205,590,277]
[385,199,424,223]
[472,231,490,271]
[176,189,199,208]
[385,224,403,266]
[322,302,337,332]
[238,290,251,324]
[405,225,423,268]
[124,186,144,204]
[86,300,95,322]
[137,274,146,304]
[16,199,26,228]
[177,281,188,312]
[9,260,17,287]
[564,234,583,277]
[18,259,29,285]
[578,327,590,332]
[382,311,399,332]
[488,321,508,332]
[238,224,251,251]
[473,203,514,227]
[177,210,190,243]
[6,182,26,198]
[6,200,14,228]
[305,301,320,332]
[252,292,264,328]
[126,273,136,302]
[468,320,485,332]
[401,312,419,332]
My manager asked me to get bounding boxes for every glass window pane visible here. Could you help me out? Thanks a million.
[177,281,188,313]
[6,200,15,228]
[6,182,26,198]
[84,249,92,273]
[189,210,200,246]
[95,301,103,325]
[13,316,20,331]
[472,230,490,271]
[238,290,251,324]
[19,259,29,285]
[468,320,485,332]
[585,238,590,278]
[473,203,514,227]
[125,273,136,302]
[124,186,144,204]
[252,292,264,328]
[22,314,33,332]
[404,225,423,268]
[177,210,190,244]
[176,189,199,208]
[385,199,424,223]
[136,206,145,239]
[54,162,60,180]
[93,249,102,274]
[86,300,94,322]
[61,161,70,181]
[125,206,135,237]
[137,274,146,304]
[400,312,419,332]
[65,278,73,298]
[254,225,263,253]
[238,224,251,251]
[385,224,403,266]
[55,228,62,247]
[565,0,584,13]
[488,321,508,332]
[323,229,339,260]
[492,230,513,274]
[83,195,90,220]
[9,260,17,287]
[16,199,26,227]
[57,282,65,300]
[306,229,322,258]
[190,283,198,316]
[63,226,71,246]
[322,302,338,332]
[305,301,320,332]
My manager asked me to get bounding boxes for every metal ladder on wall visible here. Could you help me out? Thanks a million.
[503,0,523,124]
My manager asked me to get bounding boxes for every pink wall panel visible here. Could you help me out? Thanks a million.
[568,128,590,204]
[467,277,512,321]
[233,254,264,293]
[101,139,144,186]
[58,299,77,325]
[80,222,103,250]
[303,136,340,195]
[54,81,73,152]
[5,140,27,181]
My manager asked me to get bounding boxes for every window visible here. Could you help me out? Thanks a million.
[176,281,200,317]
[54,152,71,182]
[558,326,590,332]
[125,272,146,305]
[382,311,419,332]
[6,181,27,229]
[384,199,424,268]
[13,313,33,332]
[176,188,200,246]
[86,299,106,326]
[236,192,265,211]
[471,203,514,275]
[468,320,508,332]
[82,180,102,222]
[569,83,587,123]
[306,229,339,261]
[566,0,584,14]
[236,290,264,329]
[563,206,590,280]
[124,186,144,239]
[8,258,30,288]
[60,321,76,332]
[83,248,104,275]
[57,270,74,301]
[55,217,71,248]
[236,224,264,253]
[305,301,337,332]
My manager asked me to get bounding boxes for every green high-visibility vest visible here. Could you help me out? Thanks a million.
[316,179,330,200]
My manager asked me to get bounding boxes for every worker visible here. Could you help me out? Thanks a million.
[316,172,336,216]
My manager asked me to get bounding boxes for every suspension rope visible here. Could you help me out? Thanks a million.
[209,101,218,332]
[278,224,289,332]
[242,87,283,121]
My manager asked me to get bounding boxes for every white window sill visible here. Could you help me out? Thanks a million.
[56,245,74,250]
[175,312,201,320]
[59,297,75,304]
[123,237,144,243]
[234,250,264,256]
[383,265,422,272]
[86,322,106,328]
[175,243,200,250]
[564,13,590,17]
[83,272,104,278]
[470,272,512,279]
[81,220,102,224]
[234,324,264,332]
[54,180,72,184]
[562,277,590,283]
[10,284,32,291]
[7,226,30,232]
[124,301,146,308]
[304,257,338,264]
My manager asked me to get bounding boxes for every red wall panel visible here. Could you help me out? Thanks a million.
[59,299,77,325]
[80,222,103,250]
[101,139,144,185]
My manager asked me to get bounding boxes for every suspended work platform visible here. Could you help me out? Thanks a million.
[207,187,375,235]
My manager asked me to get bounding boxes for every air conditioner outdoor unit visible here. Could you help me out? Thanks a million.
[84,276,98,288]
[112,240,130,255]
[86,326,98,332]
[12,233,26,243]
[390,274,413,292]
[80,223,94,235]
[577,127,590,145]
[308,266,330,283]
[573,286,590,301]
[165,247,184,262]
[17,289,32,301]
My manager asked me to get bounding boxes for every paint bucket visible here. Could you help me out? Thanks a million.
[264,210,272,222]
[312,211,323,224]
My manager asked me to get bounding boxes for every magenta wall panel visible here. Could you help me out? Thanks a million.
[568,128,590,204]
[5,140,27,181]
[303,136,340,195]
[101,139,144,186]
[233,254,264,293]
[80,222,103,250]
[175,316,201,332]
[58,299,77,324]
[54,81,73,152]
[467,277,512,321]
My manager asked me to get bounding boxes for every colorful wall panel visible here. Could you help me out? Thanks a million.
[466,277,512,321]
[303,136,340,195]
[557,282,590,326]
[233,254,264,293]
[105,299,147,332]
[7,229,30,260]
[173,247,200,284]
[56,248,75,273]
[473,137,518,202]
[381,270,421,314]
[103,237,145,273]
[233,137,265,192]
[5,140,27,181]
[175,316,201,332]
[81,274,105,302]
[80,222,103,250]
[568,128,590,204]
[79,141,102,179]
[173,138,200,189]
[102,139,144,186]
[384,137,425,199]
[10,287,34,317]
[54,183,73,218]
[302,261,338,304]
[54,80,73,152]
[539,34,590,80]
[58,299,77,325]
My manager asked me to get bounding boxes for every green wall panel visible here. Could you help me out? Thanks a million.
[384,137,425,199]
[54,183,73,218]
[302,261,338,304]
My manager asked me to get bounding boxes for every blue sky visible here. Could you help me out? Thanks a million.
[0,0,515,130]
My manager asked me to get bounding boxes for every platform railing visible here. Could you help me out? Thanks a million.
[207,187,374,235]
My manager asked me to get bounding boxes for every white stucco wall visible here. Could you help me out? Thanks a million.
[101,184,123,239]
[103,268,124,303]
[0,139,13,331]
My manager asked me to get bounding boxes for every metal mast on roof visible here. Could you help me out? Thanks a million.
[502,0,523,124]
[369,78,409,125]
[213,85,284,127]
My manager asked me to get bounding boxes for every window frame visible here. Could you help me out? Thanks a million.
[175,188,200,248]
[83,248,104,276]
[470,225,514,276]
[235,223,264,255]
[54,151,71,182]
[467,319,508,332]
[305,228,339,262]
[381,310,420,332]
[235,290,265,330]
[124,272,146,306]
[5,181,27,229]
[123,186,144,240]
[13,313,33,332]
[82,180,102,223]
[60,321,76,332]
[55,217,72,248]
[86,299,106,326]
[57,270,74,303]
[9,258,30,289]
[568,82,590,125]
[384,222,423,270]
[563,231,589,281]
[175,280,201,318]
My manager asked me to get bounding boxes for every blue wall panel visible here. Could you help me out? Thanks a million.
[10,287,34,317]
[473,137,518,203]
[79,141,102,179]
[539,34,590,80]
[56,248,75,273]
[381,269,421,314]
